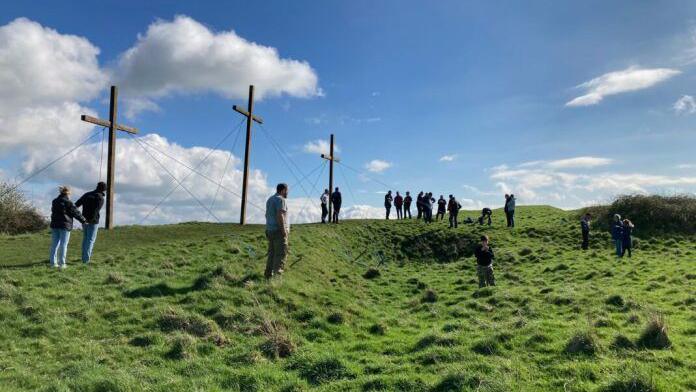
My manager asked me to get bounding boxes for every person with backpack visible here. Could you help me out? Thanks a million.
[580,213,591,250]
[611,214,624,257]
[621,219,635,258]
[331,187,342,223]
[49,186,86,269]
[403,191,412,219]
[394,192,404,220]
[384,190,393,220]
[75,182,106,264]
[474,235,495,288]
[436,195,447,221]
[320,189,329,224]
[416,191,424,220]
[448,195,462,228]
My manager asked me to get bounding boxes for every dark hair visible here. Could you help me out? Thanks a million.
[96,182,107,192]
[480,235,489,242]
[277,183,288,193]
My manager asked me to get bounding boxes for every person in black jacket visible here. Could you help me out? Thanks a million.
[416,191,424,220]
[331,187,342,223]
[474,235,495,288]
[49,186,86,269]
[384,190,393,220]
[436,195,447,221]
[580,213,591,250]
[403,192,412,219]
[75,182,106,264]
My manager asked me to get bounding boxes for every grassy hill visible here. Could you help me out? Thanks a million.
[0,206,694,391]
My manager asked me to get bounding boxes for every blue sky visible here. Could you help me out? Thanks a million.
[1,1,696,224]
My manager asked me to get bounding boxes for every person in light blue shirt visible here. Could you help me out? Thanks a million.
[265,183,289,278]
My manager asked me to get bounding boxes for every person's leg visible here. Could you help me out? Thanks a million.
[454,212,458,228]
[49,229,61,266]
[264,231,275,278]
[627,246,632,258]
[386,206,390,220]
[487,266,496,286]
[274,233,288,274]
[82,224,98,263]
[510,212,515,227]
[477,266,486,288]
[582,232,589,250]
[615,240,622,257]
[58,230,71,267]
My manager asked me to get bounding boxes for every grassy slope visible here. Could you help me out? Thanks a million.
[0,206,694,391]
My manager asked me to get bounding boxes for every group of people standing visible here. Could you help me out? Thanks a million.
[383,191,464,228]
[48,182,106,268]
[320,188,342,224]
[581,212,635,257]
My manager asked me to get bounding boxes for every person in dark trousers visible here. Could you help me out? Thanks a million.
[320,189,329,223]
[478,207,492,226]
[384,190,393,220]
[611,214,623,257]
[265,183,290,279]
[423,192,435,223]
[436,195,447,221]
[580,213,591,250]
[394,192,404,220]
[505,194,516,227]
[447,195,462,228]
[404,191,412,219]
[474,235,495,288]
[49,186,86,269]
[331,187,342,223]
[416,191,424,220]
[75,182,106,264]
[621,219,635,258]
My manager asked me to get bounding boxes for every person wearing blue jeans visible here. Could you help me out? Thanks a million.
[49,186,86,268]
[75,182,106,263]
[611,214,624,258]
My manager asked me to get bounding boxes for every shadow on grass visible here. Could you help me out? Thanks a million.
[124,282,201,298]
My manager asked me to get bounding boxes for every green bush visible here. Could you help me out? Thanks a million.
[0,182,47,235]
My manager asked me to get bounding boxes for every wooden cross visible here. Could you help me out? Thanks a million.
[80,85,138,230]
[233,85,264,225]
[320,134,340,220]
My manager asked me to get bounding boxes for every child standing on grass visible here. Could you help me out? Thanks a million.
[621,219,635,258]
[474,235,495,288]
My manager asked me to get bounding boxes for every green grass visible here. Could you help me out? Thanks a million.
[0,206,694,391]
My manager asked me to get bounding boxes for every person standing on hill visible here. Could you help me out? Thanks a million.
[611,214,624,257]
[75,182,106,264]
[474,235,495,288]
[448,195,462,228]
[265,183,290,279]
[394,192,404,220]
[416,191,424,220]
[404,191,413,219]
[424,192,435,223]
[504,194,510,225]
[49,186,86,269]
[331,187,342,223]
[580,213,591,250]
[506,194,516,227]
[436,195,447,221]
[621,219,635,258]
[384,190,393,220]
[320,189,329,224]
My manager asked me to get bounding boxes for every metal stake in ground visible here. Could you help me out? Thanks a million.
[320,134,340,220]
[80,85,139,230]
[233,85,264,225]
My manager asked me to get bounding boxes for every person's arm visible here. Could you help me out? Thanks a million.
[68,201,86,224]
[75,194,84,208]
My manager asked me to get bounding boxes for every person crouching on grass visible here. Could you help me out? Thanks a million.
[265,183,290,279]
[474,235,495,288]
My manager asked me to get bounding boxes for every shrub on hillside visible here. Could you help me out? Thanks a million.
[564,331,599,356]
[0,182,47,235]
[582,194,696,235]
[637,314,671,349]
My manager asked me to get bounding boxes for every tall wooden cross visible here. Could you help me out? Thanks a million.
[320,134,340,220]
[80,85,138,230]
[233,85,264,225]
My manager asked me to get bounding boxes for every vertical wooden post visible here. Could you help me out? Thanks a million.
[239,85,255,225]
[105,86,118,230]
[328,133,334,220]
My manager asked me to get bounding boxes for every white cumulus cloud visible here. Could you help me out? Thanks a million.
[673,95,696,114]
[303,139,339,155]
[364,159,392,173]
[114,15,322,117]
[565,67,680,107]
[439,154,458,162]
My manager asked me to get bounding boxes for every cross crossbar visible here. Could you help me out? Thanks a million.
[232,105,264,124]
[81,115,139,134]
